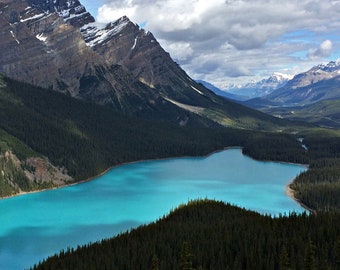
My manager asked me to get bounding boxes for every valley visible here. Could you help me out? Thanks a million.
[0,0,340,269]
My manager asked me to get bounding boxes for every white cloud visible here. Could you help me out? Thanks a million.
[96,0,340,86]
[161,41,194,62]
[308,40,333,60]
[97,2,136,22]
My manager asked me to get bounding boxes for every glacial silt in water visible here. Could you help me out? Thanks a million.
[0,149,306,269]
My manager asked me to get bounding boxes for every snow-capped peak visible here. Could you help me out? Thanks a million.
[222,73,293,99]
[271,72,294,81]
[81,16,131,47]
[312,60,340,73]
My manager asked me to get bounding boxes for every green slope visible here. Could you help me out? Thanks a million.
[262,99,340,129]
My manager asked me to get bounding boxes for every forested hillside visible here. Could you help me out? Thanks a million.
[290,133,340,212]
[33,200,340,270]
[0,76,309,197]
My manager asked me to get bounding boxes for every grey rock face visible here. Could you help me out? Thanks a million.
[0,1,235,127]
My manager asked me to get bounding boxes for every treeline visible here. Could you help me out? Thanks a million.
[290,134,340,212]
[242,132,309,164]
[32,199,340,270]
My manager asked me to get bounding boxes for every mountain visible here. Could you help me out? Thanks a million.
[0,0,295,130]
[0,0,213,126]
[196,80,249,101]
[0,1,107,98]
[245,60,340,108]
[80,17,220,107]
[223,73,293,99]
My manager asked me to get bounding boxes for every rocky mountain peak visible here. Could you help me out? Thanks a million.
[288,60,340,90]
[312,59,340,73]
[269,73,294,83]
[0,0,114,99]
[81,16,136,48]
[81,14,217,106]
[26,0,94,27]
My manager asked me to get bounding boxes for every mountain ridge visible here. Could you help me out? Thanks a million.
[245,60,340,108]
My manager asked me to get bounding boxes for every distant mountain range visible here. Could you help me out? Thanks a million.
[240,60,340,128]
[198,59,340,128]
[198,73,293,101]
[196,80,249,101]
[245,60,340,108]
[224,73,294,99]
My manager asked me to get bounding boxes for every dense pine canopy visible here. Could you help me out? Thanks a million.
[33,200,340,270]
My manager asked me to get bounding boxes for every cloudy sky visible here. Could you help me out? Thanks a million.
[81,0,340,88]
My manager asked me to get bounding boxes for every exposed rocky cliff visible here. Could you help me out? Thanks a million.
[0,0,101,96]
[0,0,167,114]
[27,0,95,27]
[0,150,72,197]
[81,16,222,107]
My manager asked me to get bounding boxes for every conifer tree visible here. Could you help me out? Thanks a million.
[335,237,340,270]
[151,254,159,270]
[279,245,292,270]
[179,241,194,270]
[304,238,317,270]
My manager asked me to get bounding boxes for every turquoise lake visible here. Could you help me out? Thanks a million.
[0,148,307,269]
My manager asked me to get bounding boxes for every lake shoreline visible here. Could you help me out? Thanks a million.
[285,182,316,214]
[1,147,238,200]
[1,146,311,214]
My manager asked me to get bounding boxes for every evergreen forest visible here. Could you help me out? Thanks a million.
[33,200,340,270]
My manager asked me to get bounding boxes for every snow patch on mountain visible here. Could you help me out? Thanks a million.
[131,37,138,50]
[64,11,88,22]
[36,33,48,42]
[9,30,20,44]
[164,97,205,114]
[20,13,45,22]
[191,85,204,95]
[81,17,130,47]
